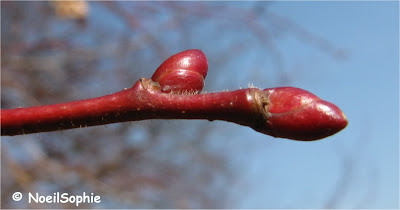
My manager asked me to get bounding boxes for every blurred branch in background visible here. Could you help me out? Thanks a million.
[325,123,378,209]
[1,1,351,208]
[52,1,88,20]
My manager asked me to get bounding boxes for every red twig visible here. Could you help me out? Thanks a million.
[1,50,347,140]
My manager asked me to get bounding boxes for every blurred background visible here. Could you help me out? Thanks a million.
[1,1,398,208]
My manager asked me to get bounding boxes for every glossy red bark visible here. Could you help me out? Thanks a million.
[1,79,263,136]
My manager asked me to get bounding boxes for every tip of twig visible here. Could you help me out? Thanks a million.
[253,87,348,141]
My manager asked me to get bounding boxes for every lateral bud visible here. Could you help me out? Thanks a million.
[151,49,208,93]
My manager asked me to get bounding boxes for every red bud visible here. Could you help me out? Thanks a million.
[151,49,208,93]
[263,87,348,140]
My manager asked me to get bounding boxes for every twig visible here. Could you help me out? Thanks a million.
[1,50,347,140]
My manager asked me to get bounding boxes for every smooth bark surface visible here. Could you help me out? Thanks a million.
[1,78,347,140]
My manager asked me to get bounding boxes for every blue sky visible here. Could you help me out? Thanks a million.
[226,2,399,208]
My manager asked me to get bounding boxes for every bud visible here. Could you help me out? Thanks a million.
[151,49,208,93]
[263,87,348,140]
